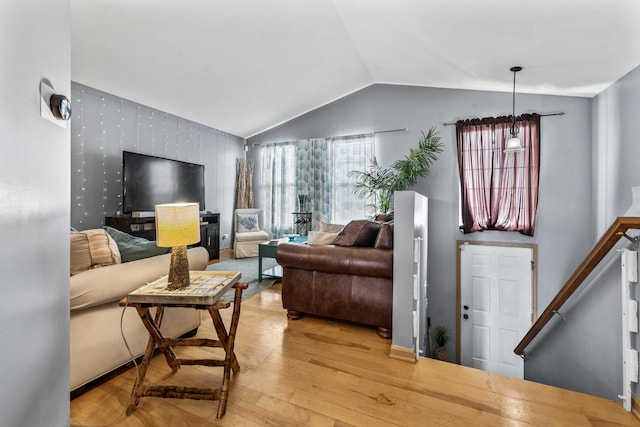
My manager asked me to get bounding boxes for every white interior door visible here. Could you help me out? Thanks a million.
[460,244,533,379]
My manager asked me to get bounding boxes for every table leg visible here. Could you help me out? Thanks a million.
[212,282,247,419]
[137,305,179,370]
[127,306,165,415]
[258,252,263,281]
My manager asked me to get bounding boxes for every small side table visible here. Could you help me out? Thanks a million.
[121,271,246,419]
[258,236,308,281]
[258,240,280,282]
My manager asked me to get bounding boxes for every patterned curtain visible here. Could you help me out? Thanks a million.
[235,159,254,209]
[296,138,331,228]
[296,135,372,227]
[456,114,540,236]
[258,135,373,236]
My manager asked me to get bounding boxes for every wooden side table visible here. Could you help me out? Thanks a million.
[121,271,247,419]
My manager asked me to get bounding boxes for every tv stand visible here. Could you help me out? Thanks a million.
[105,213,220,260]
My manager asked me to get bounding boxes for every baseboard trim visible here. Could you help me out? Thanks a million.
[388,345,417,363]
[632,393,640,421]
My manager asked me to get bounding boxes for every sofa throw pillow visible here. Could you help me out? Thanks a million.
[374,212,394,223]
[334,220,381,247]
[319,221,344,233]
[374,221,394,250]
[70,229,121,276]
[237,213,259,232]
[307,231,338,246]
[104,226,170,263]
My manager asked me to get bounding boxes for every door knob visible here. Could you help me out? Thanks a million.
[463,305,469,310]
[463,314,469,320]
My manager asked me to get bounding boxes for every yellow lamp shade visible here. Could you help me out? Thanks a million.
[155,203,201,247]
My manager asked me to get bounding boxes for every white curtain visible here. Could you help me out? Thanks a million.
[328,135,373,224]
[259,142,297,236]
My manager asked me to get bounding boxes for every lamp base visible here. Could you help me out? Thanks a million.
[167,245,190,290]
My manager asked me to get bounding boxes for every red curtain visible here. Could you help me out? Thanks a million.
[456,114,540,236]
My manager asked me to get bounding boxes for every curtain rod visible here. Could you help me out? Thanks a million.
[442,112,564,126]
[322,127,408,140]
[251,127,408,146]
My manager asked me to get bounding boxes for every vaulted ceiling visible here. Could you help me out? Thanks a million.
[71,0,640,138]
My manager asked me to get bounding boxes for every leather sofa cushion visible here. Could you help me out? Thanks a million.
[276,244,392,279]
[374,212,394,222]
[374,222,394,250]
[71,229,121,276]
[334,220,381,247]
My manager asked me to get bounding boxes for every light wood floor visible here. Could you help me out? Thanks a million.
[71,253,640,426]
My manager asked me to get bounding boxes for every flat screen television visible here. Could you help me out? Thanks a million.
[122,151,205,213]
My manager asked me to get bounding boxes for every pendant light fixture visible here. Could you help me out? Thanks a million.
[504,66,525,154]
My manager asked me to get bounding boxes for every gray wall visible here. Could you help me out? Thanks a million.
[527,64,640,399]
[248,83,604,395]
[70,83,245,248]
[591,64,640,397]
[593,65,640,232]
[0,1,70,426]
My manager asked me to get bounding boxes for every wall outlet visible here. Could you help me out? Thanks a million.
[222,234,229,240]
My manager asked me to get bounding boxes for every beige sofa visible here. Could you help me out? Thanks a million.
[70,246,209,392]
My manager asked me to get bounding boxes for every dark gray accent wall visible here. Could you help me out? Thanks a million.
[70,83,244,248]
[1,1,70,425]
[248,83,606,396]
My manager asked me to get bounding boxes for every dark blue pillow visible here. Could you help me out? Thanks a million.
[103,226,170,262]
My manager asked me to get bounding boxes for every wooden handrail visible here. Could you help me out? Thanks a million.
[514,217,640,356]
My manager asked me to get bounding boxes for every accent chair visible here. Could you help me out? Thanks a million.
[233,208,269,258]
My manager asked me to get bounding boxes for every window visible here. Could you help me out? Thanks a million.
[456,114,540,236]
[259,135,373,235]
[328,136,373,224]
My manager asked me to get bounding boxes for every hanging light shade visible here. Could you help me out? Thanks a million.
[504,66,525,154]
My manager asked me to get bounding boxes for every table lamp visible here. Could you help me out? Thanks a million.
[155,203,201,290]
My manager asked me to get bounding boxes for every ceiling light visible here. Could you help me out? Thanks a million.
[504,66,524,154]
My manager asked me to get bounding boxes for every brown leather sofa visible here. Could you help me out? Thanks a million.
[275,220,393,338]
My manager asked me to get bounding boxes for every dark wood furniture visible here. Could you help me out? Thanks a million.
[105,213,220,260]
[121,271,246,419]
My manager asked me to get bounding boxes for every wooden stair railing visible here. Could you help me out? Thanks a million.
[514,216,640,356]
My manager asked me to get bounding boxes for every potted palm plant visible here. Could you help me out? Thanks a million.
[433,325,450,361]
[350,127,443,215]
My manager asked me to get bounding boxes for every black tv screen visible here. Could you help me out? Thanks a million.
[122,151,205,213]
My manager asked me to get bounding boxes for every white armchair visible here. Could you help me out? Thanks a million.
[233,208,270,258]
